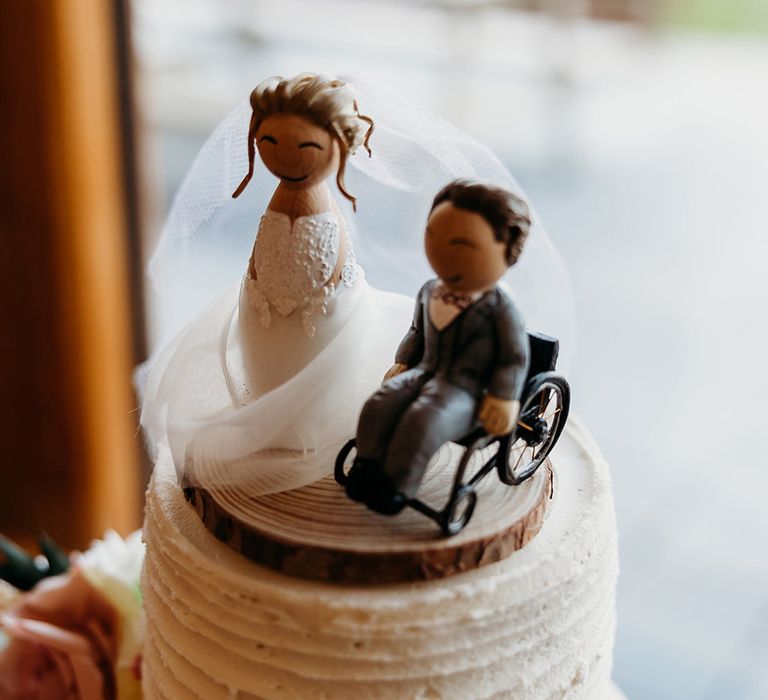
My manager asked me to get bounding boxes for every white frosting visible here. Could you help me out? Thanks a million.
[141,418,619,699]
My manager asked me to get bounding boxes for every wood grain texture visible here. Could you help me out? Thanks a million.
[183,443,553,584]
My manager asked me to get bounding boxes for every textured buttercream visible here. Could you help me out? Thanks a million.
[142,419,619,699]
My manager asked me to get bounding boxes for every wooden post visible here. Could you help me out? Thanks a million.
[0,1,141,549]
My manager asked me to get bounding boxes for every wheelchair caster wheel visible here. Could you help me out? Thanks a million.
[442,485,477,536]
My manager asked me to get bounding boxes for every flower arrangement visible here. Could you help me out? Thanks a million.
[0,530,145,699]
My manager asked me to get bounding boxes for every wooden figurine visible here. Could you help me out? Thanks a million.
[345,181,533,515]
[233,73,373,347]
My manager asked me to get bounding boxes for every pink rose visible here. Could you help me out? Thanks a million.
[0,569,118,700]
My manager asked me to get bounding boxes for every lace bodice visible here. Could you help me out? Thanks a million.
[245,209,361,336]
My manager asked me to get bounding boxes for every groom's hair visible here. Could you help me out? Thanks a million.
[431,180,531,265]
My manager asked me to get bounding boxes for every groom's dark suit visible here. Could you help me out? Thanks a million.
[356,279,529,498]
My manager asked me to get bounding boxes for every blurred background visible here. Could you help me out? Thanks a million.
[2,0,768,698]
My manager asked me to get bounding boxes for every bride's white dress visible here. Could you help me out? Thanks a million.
[142,208,413,494]
[235,209,363,398]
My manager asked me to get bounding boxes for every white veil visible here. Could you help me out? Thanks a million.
[141,74,574,495]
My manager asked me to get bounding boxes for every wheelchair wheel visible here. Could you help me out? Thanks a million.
[498,372,570,486]
[334,439,357,486]
[441,485,477,536]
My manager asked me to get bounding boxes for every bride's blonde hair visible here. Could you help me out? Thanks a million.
[232,73,374,209]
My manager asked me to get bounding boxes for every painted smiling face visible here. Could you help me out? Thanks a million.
[425,201,510,294]
[256,114,340,189]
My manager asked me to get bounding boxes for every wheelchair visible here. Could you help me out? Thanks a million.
[335,332,571,536]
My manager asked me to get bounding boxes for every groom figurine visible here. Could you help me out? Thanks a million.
[347,180,531,514]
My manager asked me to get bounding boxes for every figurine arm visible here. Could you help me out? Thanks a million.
[329,199,348,286]
[394,284,427,369]
[478,297,528,435]
[488,294,529,401]
[248,240,258,280]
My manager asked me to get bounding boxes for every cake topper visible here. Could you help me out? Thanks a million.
[140,74,575,505]
[336,181,571,534]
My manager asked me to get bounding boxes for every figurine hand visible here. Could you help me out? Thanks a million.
[478,395,520,436]
[382,363,408,383]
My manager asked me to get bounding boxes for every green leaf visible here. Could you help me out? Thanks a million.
[39,533,70,576]
[0,535,42,591]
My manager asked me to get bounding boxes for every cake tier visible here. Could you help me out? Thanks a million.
[141,418,618,699]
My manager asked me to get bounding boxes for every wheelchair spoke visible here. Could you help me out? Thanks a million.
[513,446,526,471]
[542,406,562,421]
[518,445,536,477]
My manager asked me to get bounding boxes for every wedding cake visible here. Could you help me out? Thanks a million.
[138,74,622,699]
[141,419,620,699]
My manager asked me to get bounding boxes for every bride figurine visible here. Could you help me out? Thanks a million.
[231,74,374,397]
[140,73,573,498]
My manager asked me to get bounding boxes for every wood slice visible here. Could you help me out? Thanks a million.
[183,442,553,584]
